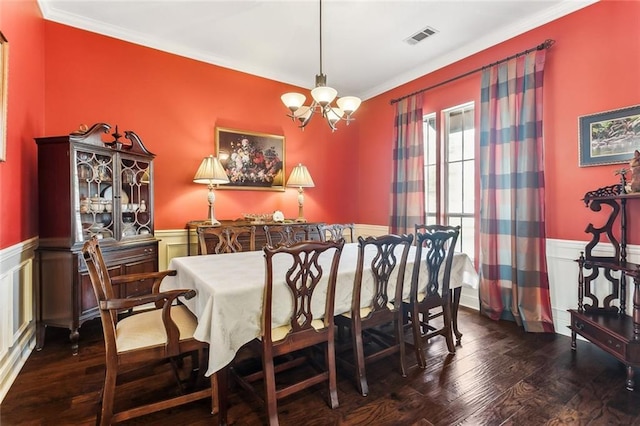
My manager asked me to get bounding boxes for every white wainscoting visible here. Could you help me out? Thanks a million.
[0,232,622,403]
[546,238,638,338]
[0,237,37,403]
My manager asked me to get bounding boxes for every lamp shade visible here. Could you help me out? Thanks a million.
[336,96,362,115]
[311,86,338,106]
[281,92,306,111]
[286,163,315,188]
[193,155,230,185]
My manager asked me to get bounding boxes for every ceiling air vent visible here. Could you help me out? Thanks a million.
[405,26,438,45]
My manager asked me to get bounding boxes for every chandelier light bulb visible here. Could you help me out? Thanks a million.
[327,107,344,124]
[294,106,313,120]
[336,96,362,116]
[311,85,338,106]
[281,92,306,112]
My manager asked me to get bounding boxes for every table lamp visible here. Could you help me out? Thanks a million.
[193,155,230,225]
[286,163,315,222]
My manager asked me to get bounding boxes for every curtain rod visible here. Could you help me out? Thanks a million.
[389,39,555,105]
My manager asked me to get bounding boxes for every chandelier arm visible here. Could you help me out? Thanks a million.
[298,102,317,128]
[299,114,313,128]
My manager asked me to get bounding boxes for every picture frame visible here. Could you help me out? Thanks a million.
[579,104,640,167]
[0,32,8,162]
[215,127,285,191]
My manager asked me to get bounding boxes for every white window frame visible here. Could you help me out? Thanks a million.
[423,102,475,259]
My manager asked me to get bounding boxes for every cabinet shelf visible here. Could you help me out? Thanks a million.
[583,259,640,276]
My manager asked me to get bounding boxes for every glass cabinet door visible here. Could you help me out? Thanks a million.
[120,157,152,239]
[75,149,115,243]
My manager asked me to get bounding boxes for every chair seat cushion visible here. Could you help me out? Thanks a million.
[339,303,394,319]
[271,318,326,342]
[116,305,198,353]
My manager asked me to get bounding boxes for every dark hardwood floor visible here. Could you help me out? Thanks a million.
[3,307,640,425]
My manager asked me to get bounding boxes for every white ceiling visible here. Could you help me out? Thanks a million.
[37,0,597,100]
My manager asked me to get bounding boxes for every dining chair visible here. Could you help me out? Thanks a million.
[81,236,223,425]
[263,224,309,246]
[197,226,227,254]
[406,224,460,368]
[224,225,256,252]
[228,239,345,426]
[334,233,413,397]
[198,225,256,254]
[318,223,355,243]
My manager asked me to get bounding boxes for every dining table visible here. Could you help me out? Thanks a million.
[161,242,479,376]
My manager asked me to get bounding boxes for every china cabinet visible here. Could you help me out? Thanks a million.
[570,182,640,390]
[35,123,157,354]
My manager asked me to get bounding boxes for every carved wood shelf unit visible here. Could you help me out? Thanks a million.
[569,183,640,390]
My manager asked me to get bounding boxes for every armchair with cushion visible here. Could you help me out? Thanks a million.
[81,236,223,425]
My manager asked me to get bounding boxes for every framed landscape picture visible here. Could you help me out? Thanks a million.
[215,127,285,191]
[579,104,640,167]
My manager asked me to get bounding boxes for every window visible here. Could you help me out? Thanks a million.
[423,102,475,259]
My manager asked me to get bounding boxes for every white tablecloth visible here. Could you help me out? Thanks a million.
[161,242,478,375]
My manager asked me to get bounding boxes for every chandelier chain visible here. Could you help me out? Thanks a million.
[279,0,361,131]
[318,0,323,77]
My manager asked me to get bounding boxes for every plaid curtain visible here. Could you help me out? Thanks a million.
[479,49,554,332]
[390,94,425,234]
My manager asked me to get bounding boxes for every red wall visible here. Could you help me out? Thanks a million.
[0,0,45,249]
[357,0,640,242]
[41,22,359,231]
[1,0,638,250]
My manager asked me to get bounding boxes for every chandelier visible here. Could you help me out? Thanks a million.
[281,0,361,132]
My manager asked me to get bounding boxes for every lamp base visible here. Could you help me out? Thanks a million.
[295,217,307,223]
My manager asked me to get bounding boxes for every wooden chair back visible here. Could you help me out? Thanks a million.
[197,226,227,254]
[229,239,344,425]
[83,237,119,329]
[412,224,460,300]
[263,239,344,345]
[408,224,460,367]
[335,233,413,396]
[263,224,309,247]
[318,223,355,243]
[198,225,256,254]
[354,233,413,321]
[226,225,256,252]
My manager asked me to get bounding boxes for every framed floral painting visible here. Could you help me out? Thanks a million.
[215,127,285,191]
